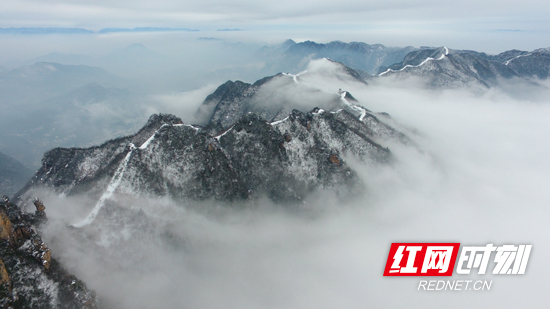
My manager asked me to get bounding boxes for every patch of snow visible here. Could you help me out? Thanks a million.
[282,70,307,84]
[340,92,367,121]
[269,117,289,126]
[139,124,169,150]
[505,52,532,65]
[173,123,200,132]
[72,143,137,228]
[214,125,235,140]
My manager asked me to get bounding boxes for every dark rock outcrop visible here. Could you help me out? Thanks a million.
[0,196,99,308]
[19,105,400,206]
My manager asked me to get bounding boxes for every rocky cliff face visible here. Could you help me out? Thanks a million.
[19,104,403,208]
[194,76,276,128]
[0,196,99,308]
[17,66,409,219]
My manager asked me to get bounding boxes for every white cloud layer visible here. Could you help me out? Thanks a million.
[35,72,550,308]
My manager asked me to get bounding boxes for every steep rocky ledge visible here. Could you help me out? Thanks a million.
[0,196,99,308]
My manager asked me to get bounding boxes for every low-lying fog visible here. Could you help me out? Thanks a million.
[32,63,550,308]
[0,33,269,168]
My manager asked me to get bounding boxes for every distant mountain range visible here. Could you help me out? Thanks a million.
[376,46,550,88]
[259,40,417,76]
[0,27,93,34]
[8,39,548,92]
[1,83,149,168]
[258,40,550,89]
[0,61,123,106]
[3,32,548,86]
[0,27,197,34]
[19,43,168,81]
[0,63,142,168]
[98,27,198,33]
[1,39,549,169]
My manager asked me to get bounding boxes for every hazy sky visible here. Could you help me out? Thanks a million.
[1,0,549,52]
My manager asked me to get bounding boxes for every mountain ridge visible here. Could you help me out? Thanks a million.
[375,46,549,88]
[16,66,409,215]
